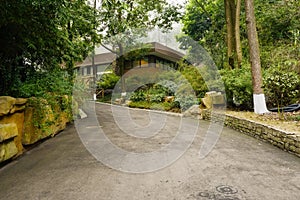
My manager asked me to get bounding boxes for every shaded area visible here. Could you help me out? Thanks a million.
[269,104,300,113]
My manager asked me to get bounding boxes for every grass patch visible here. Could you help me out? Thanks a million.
[128,101,181,113]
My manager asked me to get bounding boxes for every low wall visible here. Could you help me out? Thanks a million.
[0,96,71,163]
[203,111,300,157]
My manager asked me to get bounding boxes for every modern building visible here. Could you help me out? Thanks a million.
[75,42,185,78]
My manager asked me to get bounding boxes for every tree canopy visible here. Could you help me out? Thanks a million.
[181,0,300,109]
[0,0,100,96]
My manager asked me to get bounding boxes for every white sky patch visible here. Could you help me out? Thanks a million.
[168,0,187,6]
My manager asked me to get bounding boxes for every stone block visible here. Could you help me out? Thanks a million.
[23,103,70,145]
[10,105,26,114]
[201,91,225,109]
[0,96,16,116]
[0,123,18,142]
[15,98,27,105]
[289,145,296,152]
[0,140,18,162]
[1,113,25,153]
[295,148,300,155]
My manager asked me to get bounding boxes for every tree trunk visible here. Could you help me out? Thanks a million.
[117,43,126,94]
[245,0,268,114]
[235,0,242,68]
[224,0,236,69]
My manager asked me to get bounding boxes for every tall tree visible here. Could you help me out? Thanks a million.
[235,0,242,68]
[98,0,181,92]
[245,0,268,114]
[181,0,226,68]
[0,0,100,96]
[224,0,236,69]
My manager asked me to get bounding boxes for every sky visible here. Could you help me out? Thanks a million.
[168,0,187,6]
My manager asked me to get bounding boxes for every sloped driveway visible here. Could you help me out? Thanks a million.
[0,103,299,200]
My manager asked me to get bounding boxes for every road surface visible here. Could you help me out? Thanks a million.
[0,103,299,200]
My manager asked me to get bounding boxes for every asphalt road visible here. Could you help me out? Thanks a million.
[0,103,299,200]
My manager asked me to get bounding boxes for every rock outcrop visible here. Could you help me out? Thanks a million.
[0,96,71,163]
[0,97,27,162]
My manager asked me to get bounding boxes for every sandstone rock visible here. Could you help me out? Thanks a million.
[0,141,18,162]
[1,113,25,153]
[10,105,26,114]
[15,98,27,105]
[164,96,175,103]
[0,96,16,116]
[23,106,54,145]
[0,123,18,142]
[201,91,225,109]
[23,101,70,145]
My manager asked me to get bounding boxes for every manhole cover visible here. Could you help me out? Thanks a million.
[216,185,238,195]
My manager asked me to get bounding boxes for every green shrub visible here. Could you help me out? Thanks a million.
[174,94,198,111]
[18,69,74,121]
[129,90,147,102]
[97,72,120,90]
[18,70,72,98]
[220,66,253,109]
[263,66,300,107]
[128,101,151,109]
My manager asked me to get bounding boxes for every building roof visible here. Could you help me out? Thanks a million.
[148,42,184,62]
[75,42,184,68]
[77,52,117,67]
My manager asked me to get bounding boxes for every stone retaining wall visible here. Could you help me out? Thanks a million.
[0,96,71,163]
[203,111,300,157]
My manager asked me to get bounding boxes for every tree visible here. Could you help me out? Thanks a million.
[98,0,181,92]
[245,0,268,114]
[235,0,242,68]
[224,0,236,69]
[0,0,100,96]
[181,0,226,68]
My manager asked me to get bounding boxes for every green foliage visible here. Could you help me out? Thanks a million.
[130,90,147,102]
[128,101,151,109]
[256,0,300,70]
[128,101,180,112]
[99,0,182,75]
[129,83,173,103]
[0,0,100,96]
[97,73,120,90]
[18,70,74,126]
[127,66,204,111]
[179,63,208,97]
[180,0,227,68]
[73,77,91,107]
[100,0,181,40]
[174,95,198,111]
[181,0,300,72]
[18,70,72,98]
[220,66,253,109]
[263,66,300,107]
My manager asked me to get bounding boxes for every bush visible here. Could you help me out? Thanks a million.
[220,66,253,109]
[129,90,147,102]
[18,70,73,98]
[97,72,120,90]
[17,69,74,121]
[263,66,300,107]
